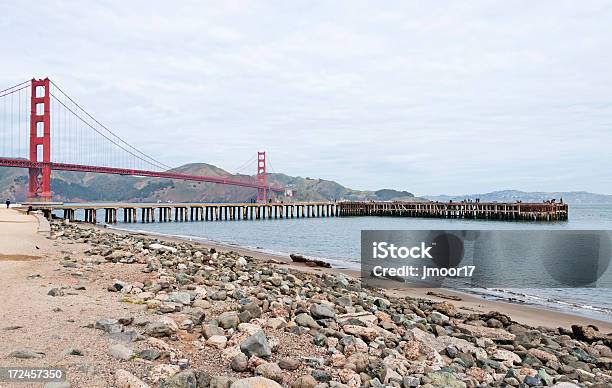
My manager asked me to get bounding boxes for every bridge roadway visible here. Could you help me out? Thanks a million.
[26,200,568,224]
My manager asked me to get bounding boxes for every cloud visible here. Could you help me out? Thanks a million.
[1,1,611,194]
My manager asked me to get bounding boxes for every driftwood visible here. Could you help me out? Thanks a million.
[426,291,462,301]
[289,254,331,268]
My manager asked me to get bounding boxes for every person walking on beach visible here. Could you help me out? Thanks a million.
[5,199,10,208]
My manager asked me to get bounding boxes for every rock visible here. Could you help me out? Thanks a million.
[9,349,45,359]
[203,324,225,339]
[109,280,131,292]
[456,323,515,341]
[570,347,597,363]
[255,363,283,383]
[529,348,558,363]
[295,314,320,329]
[168,292,191,305]
[145,320,177,337]
[95,318,123,334]
[115,369,151,388]
[427,371,466,388]
[336,296,352,307]
[338,368,361,386]
[267,317,287,330]
[63,348,84,356]
[138,349,161,361]
[312,333,327,346]
[149,243,178,253]
[346,353,369,373]
[311,370,331,383]
[160,370,197,388]
[210,376,235,388]
[279,357,301,370]
[231,377,282,388]
[241,302,262,319]
[342,325,380,342]
[238,323,262,335]
[403,376,420,387]
[292,375,317,388]
[231,353,249,372]
[431,302,457,317]
[149,364,181,384]
[210,290,228,301]
[310,303,336,320]
[218,312,240,329]
[235,257,248,267]
[523,375,541,386]
[107,344,133,360]
[207,335,228,349]
[492,349,521,364]
[48,288,64,297]
[430,311,449,325]
[194,371,211,388]
[240,330,272,358]
[572,324,610,343]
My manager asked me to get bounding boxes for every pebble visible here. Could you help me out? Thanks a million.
[107,344,133,360]
[48,288,64,297]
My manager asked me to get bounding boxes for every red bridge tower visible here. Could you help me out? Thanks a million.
[29,78,52,200]
[256,151,267,203]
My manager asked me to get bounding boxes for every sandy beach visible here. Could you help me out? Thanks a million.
[0,207,610,387]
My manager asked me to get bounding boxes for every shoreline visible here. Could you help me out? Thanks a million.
[99,221,612,331]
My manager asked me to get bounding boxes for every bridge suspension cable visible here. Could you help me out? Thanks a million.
[0,77,285,199]
[49,80,173,171]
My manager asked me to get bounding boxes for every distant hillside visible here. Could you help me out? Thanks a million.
[426,190,612,204]
[0,163,419,203]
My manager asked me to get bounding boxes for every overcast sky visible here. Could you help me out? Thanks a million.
[1,1,611,195]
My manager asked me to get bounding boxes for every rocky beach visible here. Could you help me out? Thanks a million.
[1,212,611,387]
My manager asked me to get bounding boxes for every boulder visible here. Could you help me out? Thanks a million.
[160,370,197,388]
[240,330,272,358]
[255,363,283,382]
[310,304,336,320]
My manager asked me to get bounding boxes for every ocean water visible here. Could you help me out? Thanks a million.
[60,204,612,322]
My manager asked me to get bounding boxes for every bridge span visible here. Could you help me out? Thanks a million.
[26,200,568,224]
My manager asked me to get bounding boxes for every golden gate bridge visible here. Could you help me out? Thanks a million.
[0,78,282,202]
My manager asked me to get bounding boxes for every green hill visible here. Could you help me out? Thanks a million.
[0,163,418,203]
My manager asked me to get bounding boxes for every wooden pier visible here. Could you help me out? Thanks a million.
[32,202,339,224]
[28,200,568,224]
[338,201,568,221]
